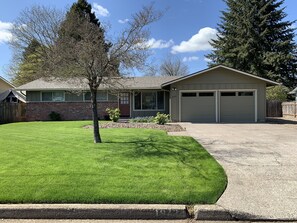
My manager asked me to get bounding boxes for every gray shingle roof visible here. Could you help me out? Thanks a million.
[16,76,179,91]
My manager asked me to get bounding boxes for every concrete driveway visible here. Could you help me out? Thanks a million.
[179,122,297,220]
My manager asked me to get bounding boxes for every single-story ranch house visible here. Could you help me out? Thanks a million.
[17,65,278,123]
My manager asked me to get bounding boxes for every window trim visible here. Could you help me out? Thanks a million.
[133,91,165,111]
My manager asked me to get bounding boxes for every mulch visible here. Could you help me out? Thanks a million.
[83,122,185,132]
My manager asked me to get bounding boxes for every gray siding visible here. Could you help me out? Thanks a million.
[169,67,267,122]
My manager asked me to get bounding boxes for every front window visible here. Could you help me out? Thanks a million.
[134,92,141,109]
[53,92,64,101]
[42,92,53,101]
[42,91,65,102]
[84,91,107,101]
[134,91,164,110]
[142,92,156,109]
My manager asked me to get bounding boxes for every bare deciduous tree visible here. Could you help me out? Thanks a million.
[9,2,161,143]
[160,56,189,76]
[50,4,161,143]
[8,5,64,81]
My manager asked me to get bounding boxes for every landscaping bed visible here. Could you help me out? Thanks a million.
[84,122,185,132]
[0,121,226,204]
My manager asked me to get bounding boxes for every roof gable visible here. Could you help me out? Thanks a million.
[0,76,15,89]
[161,65,280,87]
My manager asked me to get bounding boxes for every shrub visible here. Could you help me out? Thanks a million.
[154,112,170,125]
[129,116,155,123]
[266,85,289,102]
[106,108,120,122]
[49,111,61,121]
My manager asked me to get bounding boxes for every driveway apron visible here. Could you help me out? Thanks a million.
[179,123,297,220]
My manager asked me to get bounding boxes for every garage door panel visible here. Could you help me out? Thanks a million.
[181,92,216,123]
[220,92,255,123]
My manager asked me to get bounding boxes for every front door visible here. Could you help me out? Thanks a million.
[119,92,130,117]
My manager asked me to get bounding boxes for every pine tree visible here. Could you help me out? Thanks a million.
[207,0,297,87]
[54,0,112,143]
[13,39,43,86]
[59,0,111,50]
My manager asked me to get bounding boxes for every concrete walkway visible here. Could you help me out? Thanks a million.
[179,122,297,220]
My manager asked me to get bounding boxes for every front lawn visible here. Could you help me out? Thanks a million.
[0,121,226,204]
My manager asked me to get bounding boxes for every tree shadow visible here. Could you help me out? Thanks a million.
[266,117,297,125]
[103,136,212,180]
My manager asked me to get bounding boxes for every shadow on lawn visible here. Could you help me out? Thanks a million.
[104,136,211,180]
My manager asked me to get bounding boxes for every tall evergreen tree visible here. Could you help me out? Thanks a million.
[53,0,113,143]
[207,0,297,87]
[13,39,43,86]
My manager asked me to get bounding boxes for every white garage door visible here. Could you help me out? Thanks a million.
[181,91,216,123]
[220,91,255,123]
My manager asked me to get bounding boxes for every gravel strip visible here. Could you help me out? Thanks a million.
[83,122,185,132]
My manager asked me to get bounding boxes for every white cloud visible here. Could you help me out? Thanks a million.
[0,21,13,44]
[171,27,218,54]
[118,18,129,24]
[182,56,199,62]
[204,57,212,63]
[146,38,174,49]
[92,3,110,17]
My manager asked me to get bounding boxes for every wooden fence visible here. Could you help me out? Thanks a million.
[0,102,26,124]
[266,100,282,117]
[282,101,297,118]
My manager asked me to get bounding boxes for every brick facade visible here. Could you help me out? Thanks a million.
[26,102,118,121]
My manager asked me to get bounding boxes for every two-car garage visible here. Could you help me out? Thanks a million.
[180,90,256,123]
[163,65,279,123]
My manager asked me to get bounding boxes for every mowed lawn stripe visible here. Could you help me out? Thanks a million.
[0,121,226,204]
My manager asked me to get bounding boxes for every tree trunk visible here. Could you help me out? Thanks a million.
[91,88,102,143]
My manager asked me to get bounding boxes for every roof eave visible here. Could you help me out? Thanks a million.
[16,88,89,91]
[16,87,163,91]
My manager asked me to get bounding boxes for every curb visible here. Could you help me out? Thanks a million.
[0,204,189,220]
[194,205,297,222]
[194,205,234,221]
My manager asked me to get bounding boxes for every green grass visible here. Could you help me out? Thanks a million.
[0,121,227,204]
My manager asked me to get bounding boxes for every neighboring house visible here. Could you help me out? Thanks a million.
[0,76,26,103]
[0,77,26,124]
[0,89,26,103]
[17,65,278,123]
[0,76,14,94]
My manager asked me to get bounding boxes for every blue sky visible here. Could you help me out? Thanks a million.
[0,0,296,80]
